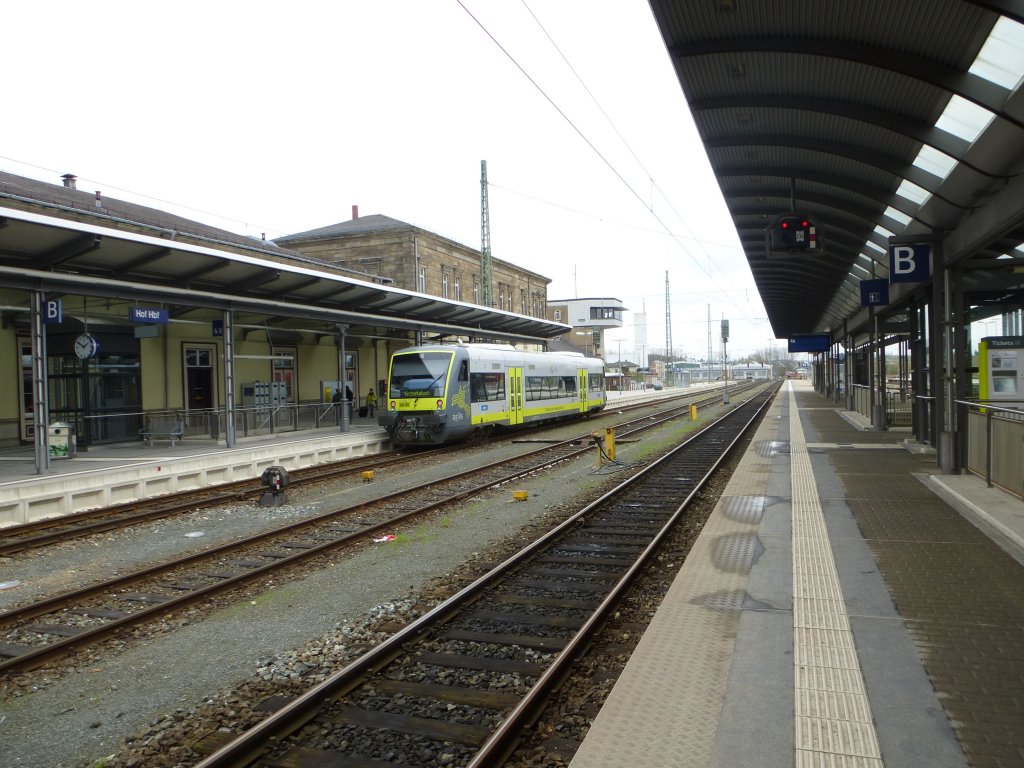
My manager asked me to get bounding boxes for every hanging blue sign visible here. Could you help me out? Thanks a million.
[860,279,889,307]
[888,243,931,283]
[130,307,168,324]
[212,320,223,337]
[788,334,831,353]
[44,299,63,324]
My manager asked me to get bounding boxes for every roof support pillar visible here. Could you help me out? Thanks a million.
[931,240,958,474]
[338,324,350,433]
[31,290,50,474]
[223,310,237,448]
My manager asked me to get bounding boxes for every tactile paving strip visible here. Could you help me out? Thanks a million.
[789,387,883,767]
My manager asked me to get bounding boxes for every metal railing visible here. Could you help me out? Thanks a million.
[847,384,913,428]
[52,402,369,447]
[960,399,1024,498]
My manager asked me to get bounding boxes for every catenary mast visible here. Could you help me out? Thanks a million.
[480,160,494,308]
[665,271,673,379]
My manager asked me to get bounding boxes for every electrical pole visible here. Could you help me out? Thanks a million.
[480,160,494,308]
[665,271,672,385]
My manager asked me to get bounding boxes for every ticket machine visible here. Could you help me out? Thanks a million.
[978,337,1024,403]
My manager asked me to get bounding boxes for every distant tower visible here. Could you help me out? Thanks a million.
[665,271,673,364]
[707,304,713,381]
[480,160,494,308]
[635,302,648,366]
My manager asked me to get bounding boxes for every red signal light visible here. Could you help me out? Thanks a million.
[801,220,809,227]
[780,220,790,229]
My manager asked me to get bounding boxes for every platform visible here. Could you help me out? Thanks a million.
[0,421,390,527]
[570,380,1024,768]
[0,387,692,529]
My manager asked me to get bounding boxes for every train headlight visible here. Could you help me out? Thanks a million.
[436,399,444,410]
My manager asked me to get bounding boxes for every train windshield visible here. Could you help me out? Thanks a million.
[389,351,453,398]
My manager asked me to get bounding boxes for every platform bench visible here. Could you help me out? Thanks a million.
[139,418,186,447]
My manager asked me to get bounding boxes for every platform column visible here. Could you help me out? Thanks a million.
[31,290,50,474]
[223,310,237,448]
[337,324,350,433]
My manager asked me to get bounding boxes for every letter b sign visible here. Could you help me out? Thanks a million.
[888,244,930,283]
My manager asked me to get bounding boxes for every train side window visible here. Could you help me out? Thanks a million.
[562,376,577,395]
[458,360,468,382]
[470,372,505,401]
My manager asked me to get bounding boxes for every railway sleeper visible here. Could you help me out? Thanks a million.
[414,651,544,677]
[330,705,493,745]
[442,628,569,651]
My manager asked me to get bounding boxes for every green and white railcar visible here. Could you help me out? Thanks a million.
[379,343,605,445]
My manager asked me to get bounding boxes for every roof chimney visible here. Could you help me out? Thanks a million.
[95,190,102,208]
[61,174,77,189]
[352,205,359,220]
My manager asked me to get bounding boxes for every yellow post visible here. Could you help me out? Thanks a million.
[690,403,698,420]
[604,427,616,461]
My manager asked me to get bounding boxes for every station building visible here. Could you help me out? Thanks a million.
[546,297,627,359]
[276,208,551,319]
[0,171,566,463]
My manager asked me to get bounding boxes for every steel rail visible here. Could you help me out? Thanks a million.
[190,385,778,767]
[0,386,755,676]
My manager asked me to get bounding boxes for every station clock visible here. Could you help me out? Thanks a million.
[74,333,100,360]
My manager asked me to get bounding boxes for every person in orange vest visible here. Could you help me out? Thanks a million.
[366,388,378,417]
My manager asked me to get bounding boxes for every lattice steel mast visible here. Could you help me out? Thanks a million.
[480,160,494,308]
[665,271,673,372]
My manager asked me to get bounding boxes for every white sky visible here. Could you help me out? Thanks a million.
[4,0,781,361]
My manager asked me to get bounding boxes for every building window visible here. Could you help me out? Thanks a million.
[417,266,426,292]
[454,275,461,301]
[554,309,562,322]
[473,279,480,304]
[520,290,526,314]
[499,286,505,310]
[590,307,621,321]
[442,270,449,299]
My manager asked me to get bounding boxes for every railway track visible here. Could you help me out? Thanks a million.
[187,384,779,767]
[0,385,758,677]
[0,386,753,556]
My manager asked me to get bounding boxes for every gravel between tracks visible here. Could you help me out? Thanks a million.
[0,409,717,768]
[0,421,671,768]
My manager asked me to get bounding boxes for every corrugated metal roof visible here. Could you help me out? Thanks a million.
[647,0,1024,339]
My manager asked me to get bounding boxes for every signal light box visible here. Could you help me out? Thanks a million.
[771,214,818,252]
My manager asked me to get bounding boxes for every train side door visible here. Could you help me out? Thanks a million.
[508,367,524,425]
[578,369,588,413]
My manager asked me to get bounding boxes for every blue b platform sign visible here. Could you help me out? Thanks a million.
[888,243,931,283]
[44,299,62,324]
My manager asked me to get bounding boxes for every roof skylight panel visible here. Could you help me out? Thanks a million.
[934,95,995,143]
[896,179,930,205]
[969,16,1024,91]
[911,145,957,179]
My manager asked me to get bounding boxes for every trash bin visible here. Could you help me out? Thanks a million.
[47,422,77,459]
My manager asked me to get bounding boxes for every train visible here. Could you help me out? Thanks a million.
[378,343,606,445]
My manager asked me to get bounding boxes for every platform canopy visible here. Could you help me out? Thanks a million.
[0,176,568,346]
[647,0,1024,340]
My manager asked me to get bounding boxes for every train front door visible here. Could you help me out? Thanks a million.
[578,369,588,413]
[508,367,524,425]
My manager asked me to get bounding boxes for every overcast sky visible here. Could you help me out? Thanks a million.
[5,0,781,361]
